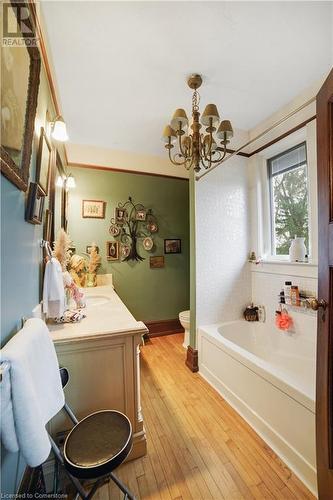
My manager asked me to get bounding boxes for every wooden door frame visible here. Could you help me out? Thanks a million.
[316,67,333,498]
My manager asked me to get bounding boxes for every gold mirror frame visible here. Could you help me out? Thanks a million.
[0,1,41,191]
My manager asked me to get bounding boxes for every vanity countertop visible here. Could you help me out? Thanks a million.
[48,284,148,343]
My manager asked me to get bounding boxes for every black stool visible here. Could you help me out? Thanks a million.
[49,368,135,500]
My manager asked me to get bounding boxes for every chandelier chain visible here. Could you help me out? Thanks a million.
[192,89,200,112]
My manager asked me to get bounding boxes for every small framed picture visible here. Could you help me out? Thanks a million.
[150,256,165,269]
[120,244,131,259]
[82,200,106,219]
[164,239,181,254]
[25,182,45,224]
[136,209,147,221]
[106,241,119,261]
[115,207,127,224]
[86,245,99,254]
[36,128,52,195]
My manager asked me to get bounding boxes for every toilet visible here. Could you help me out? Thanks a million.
[179,310,190,348]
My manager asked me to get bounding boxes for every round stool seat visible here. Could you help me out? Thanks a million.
[63,410,132,479]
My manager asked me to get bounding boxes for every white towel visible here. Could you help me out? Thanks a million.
[0,362,19,452]
[0,318,65,466]
[43,257,65,318]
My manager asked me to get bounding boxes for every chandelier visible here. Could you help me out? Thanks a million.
[162,74,234,173]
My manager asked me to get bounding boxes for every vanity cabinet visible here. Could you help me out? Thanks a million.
[48,284,147,461]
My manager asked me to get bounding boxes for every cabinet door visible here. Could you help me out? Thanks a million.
[50,335,135,436]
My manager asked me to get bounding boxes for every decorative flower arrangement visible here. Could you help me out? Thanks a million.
[53,228,72,271]
[88,243,101,274]
[86,243,101,287]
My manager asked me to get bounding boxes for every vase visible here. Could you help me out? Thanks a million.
[86,272,97,287]
[289,237,306,262]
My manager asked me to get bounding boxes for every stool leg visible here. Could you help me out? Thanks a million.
[109,472,136,500]
[53,456,59,494]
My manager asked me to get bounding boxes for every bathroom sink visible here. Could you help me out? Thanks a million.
[85,295,111,307]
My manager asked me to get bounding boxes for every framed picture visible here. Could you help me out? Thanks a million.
[164,239,181,254]
[0,1,41,191]
[120,244,131,259]
[43,209,53,243]
[136,209,147,221]
[106,241,119,261]
[25,182,45,225]
[36,128,52,195]
[150,256,165,269]
[86,245,99,254]
[82,199,106,219]
[115,207,127,224]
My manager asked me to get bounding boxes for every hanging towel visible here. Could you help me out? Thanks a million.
[0,362,19,452]
[0,318,65,466]
[43,257,65,318]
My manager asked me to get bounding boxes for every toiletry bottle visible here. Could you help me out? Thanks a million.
[291,286,300,306]
[279,291,285,304]
[284,281,292,305]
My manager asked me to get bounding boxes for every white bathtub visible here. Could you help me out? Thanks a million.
[198,320,317,496]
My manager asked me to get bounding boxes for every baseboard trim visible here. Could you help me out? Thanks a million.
[144,318,184,338]
[186,346,199,372]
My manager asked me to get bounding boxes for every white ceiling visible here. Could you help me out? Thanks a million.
[41,1,333,158]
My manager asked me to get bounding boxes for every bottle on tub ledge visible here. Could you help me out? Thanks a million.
[289,236,307,262]
[282,281,301,307]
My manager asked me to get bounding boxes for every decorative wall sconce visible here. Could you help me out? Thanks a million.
[56,173,76,190]
[51,115,69,142]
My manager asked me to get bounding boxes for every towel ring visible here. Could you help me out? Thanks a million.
[41,239,53,259]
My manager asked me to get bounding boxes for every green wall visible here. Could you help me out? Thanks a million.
[68,167,190,322]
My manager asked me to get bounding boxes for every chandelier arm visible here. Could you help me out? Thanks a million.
[177,133,189,159]
[168,148,187,166]
[208,144,227,164]
[201,139,220,164]
[184,156,194,171]
[198,151,211,171]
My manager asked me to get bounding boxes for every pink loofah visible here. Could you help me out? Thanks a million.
[275,310,293,331]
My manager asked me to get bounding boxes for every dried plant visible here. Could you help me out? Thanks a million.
[88,244,101,274]
[53,229,72,271]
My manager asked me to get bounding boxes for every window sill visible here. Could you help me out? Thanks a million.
[250,259,318,279]
[259,259,318,267]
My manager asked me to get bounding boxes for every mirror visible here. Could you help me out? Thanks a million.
[53,151,68,241]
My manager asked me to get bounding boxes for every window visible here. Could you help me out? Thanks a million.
[268,142,309,256]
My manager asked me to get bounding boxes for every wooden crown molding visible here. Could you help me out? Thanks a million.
[69,162,190,181]
[28,0,60,115]
[247,115,316,157]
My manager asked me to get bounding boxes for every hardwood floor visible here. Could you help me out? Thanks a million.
[96,334,315,500]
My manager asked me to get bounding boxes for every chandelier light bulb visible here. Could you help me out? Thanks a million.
[171,108,189,132]
[162,125,177,143]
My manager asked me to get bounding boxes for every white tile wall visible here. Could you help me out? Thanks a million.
[196,156,252,325]
[252,265,318,361]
